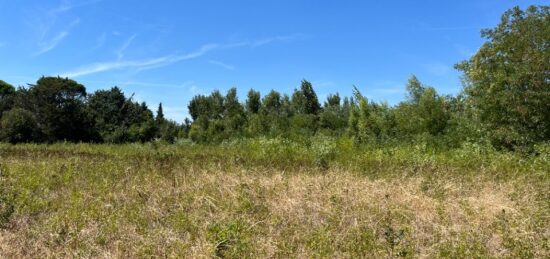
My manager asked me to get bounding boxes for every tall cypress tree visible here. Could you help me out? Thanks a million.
[156,102,165,124]
[291,80,321,115]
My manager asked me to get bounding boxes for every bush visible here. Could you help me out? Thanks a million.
[0,108,40,143]
[290,114,318,136]
[102,126,129,143]
[310,135,337,169]
[158,122,180,143]
[189,123,207,143]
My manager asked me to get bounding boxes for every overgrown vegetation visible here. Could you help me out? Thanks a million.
[0,5,548,258]
[0,6,549,152]
[0,141,548,257]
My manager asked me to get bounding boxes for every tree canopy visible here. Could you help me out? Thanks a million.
[456,5,550,149]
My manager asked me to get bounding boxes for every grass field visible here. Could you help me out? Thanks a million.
[0,139,548,258]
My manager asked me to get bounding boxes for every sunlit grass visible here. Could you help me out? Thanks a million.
[0,140,548,258]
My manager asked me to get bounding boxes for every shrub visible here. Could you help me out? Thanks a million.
[0,108,40,143]
[310,135,337,169]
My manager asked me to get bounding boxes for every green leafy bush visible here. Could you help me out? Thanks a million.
[0,108,40,143]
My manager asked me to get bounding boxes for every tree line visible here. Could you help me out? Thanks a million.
[186,77,461,144]
[0,78,187,144]
[0,5,548,150]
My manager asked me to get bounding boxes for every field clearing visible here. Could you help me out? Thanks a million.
[0,142,548,258]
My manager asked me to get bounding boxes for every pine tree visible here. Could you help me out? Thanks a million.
[156,103,165,124]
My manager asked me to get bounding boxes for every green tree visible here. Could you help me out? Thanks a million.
[417,88,449,136]
[443,94,485,147]
[406,75,424,104]
[158,120,181,143]
[125,102,157,142]
[290,113,318,136]
[209,90,225,120]
[348,87,373,143]
[188,95,211,121]
[156,102,165,124]
[246,89,261,114]
[18,76,94,142]
[188,89,249,142]
[189,121,208,142]
[187,90,225,123]
[154,103,183,143]
[223,88,246,136]
[456,5,550,148]
[348,87,397,143]
[246,113,267,137]
[0,80,15,118]
[262,90,281,114]
[291,80,321,115]
[280,94,293,118]
[261,90,290,136]
[87,86,127,142]
[394,76,449,137]
[188,94,215,142]
[288,80,321,136]
[0,108,40,143]
[325,93,341,108]
[319,93,347,134]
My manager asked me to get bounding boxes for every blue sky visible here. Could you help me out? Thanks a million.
[0,0,547,121]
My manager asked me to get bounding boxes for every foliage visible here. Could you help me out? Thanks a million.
[0,80,15,118]
[15,77,95,142]
[87,86,127,142]
[319,93,348,135]
[0,142,547,257]
[245,89,261,114]
[394,77,449,138]
[349,87,396,144]
[455,5,550,149]
[0,108,40,143]
[291,80,321,115]
[0,6,548,151]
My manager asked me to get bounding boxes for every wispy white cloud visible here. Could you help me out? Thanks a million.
[134,44,219,72]
[76,79,199,93]
[209,60,235,70]
[49,0,103,14]
[117,80,196,89]
[116,34,137,60]
[210,34,306,49]
[29,0,103,56]
[95,32,107,49]
[63,57,170,78]
[33,15,80,56]
[62,43,219,77]
[49,0,72,15]
[34,31,69,56]
[63,34,306,78]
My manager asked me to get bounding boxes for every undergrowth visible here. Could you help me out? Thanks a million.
[0,138,548,258]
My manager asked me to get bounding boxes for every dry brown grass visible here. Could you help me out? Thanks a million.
[0,144,548,258]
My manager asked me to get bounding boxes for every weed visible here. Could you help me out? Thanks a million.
[207,220,251,258]
[0,142,547,257]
